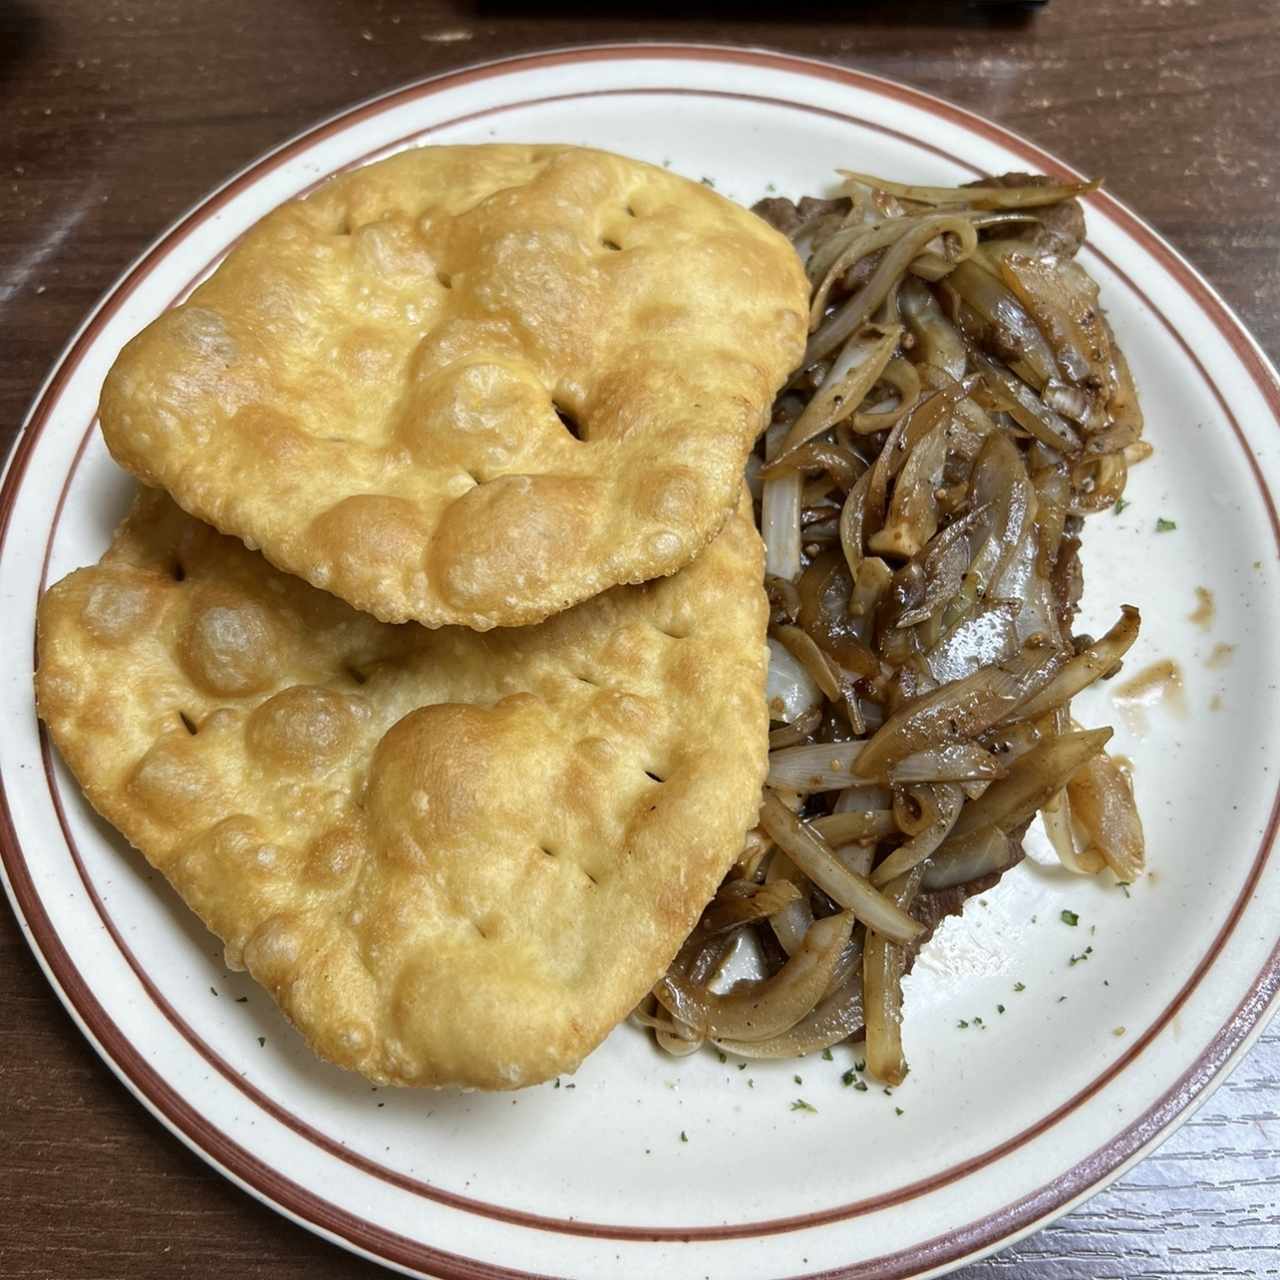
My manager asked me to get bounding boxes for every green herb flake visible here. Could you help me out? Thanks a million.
[210,986,218,997]
[234,996,248,1004]
[841,1068,858,1086]
[794,1074,803,1085]
[821,1048,833,1061]
[257,1036,266,1047]
[1057,995,1068,1003]
[680,1130,688,1143]
[1117,881,1132,899]
[716,1051,727,1064]
[554,1079,561,1089]
[1013,982,1026,992]
[791,1099,817,1113]
[565,1083,576,1090]
[700,176,716,188]
[895,1107,905,1116]
[1069,946,1094,967]
[747,1078,755,1088]
[855,1060,866,1072]
[1060,909,1080,927]
[1113,498,1129,515]
[765,181,778,192]
[957,1019,970,1029]
[1155,517,1177,533]
[997,1004,1006,1014]
[853,1079,869,1092]
[738,1063,747,1071]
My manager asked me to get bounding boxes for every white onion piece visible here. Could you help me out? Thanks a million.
[759,792,923,943]
[762,421,801,581]
[766,638,823,726]
[890,742,1007,785]
[768,741,866,792]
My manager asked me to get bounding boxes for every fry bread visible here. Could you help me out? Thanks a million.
[36,490,768,1088]
[100,145,806,628]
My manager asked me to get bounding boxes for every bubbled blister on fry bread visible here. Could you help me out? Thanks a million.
[100,145,808,629]
[36,489,768,1089]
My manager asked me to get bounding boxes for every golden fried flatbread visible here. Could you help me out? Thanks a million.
[100,145,806,629]
[36,490,768,1089]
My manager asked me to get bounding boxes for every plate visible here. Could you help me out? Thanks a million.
[2,43,1279,1280]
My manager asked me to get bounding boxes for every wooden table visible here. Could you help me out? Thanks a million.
[2,2,1277,1276]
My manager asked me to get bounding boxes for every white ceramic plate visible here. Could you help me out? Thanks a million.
[2,43,1278,1280]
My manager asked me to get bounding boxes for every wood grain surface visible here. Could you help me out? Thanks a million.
[1,2,1277,1276]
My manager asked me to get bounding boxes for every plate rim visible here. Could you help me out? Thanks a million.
[2,39,1279,1280]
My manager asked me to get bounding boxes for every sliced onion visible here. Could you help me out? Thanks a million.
[926,600,1021,683]
[945,727,1112,844]
[768,741,866,792]
[766,637,824,725]
[854,645,1064,780]
[759,791,923,943]
[762,421,802,581]
[656,911,854,1042]
[771,625,842,701]
[944,258,1059,391]
[890,742,1008,784]
[810,809,898,844]
[1067,749,1146,881]
[838,171,1101,209]
[774,328,901,462]
[871,785,964,885]
[900,276,966,380]
[765,852,816,956]
[1014,606,1140,721]
[806,215,979,364]
[920,825,1021,891]
[701,880,804,936]
[714,961,865,1060]
[863,866,924,1085]
[973,351,1081,454]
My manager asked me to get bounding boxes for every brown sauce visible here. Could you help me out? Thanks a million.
[1111,659,1186,734]
[1205,642,1235,670]
[1188,586,1215,630]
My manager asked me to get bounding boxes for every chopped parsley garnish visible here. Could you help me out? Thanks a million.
[234,996,248,1004]
[997,1004,1006,1014]
[680,1130,688,1143]
[895,1107,904,1116]
[1060,909,1080,927]
[1117,881,1132,898]
[257,1036,266,1047]
[700,176,716,188]
[821,1048,833,1061]
[957,1019,969,1028]
[855,1060,865,1072]
[1068,946,1094,966]
[841,1068,858,1086]
[1013,982,1026,992]
[853,1079,869,1092]
[1155,517,1177,532]
[791,1099,817,1113]
[1113,498,1129,515]
[1057,995,1068,1003]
